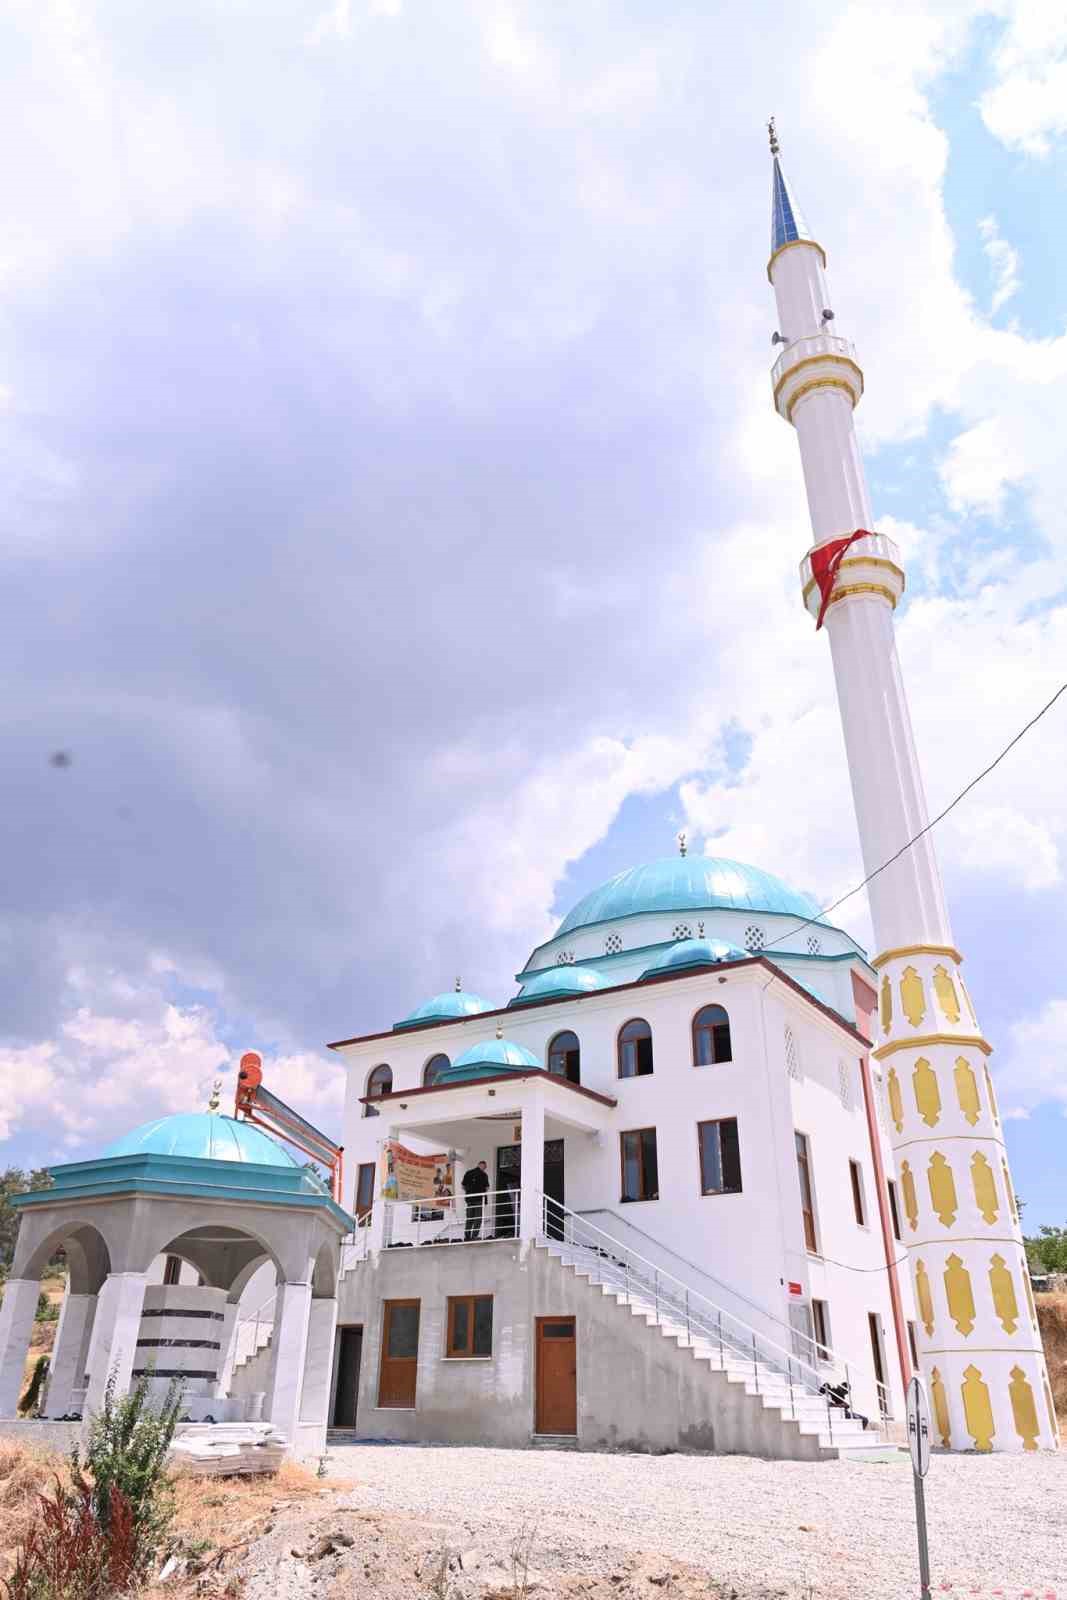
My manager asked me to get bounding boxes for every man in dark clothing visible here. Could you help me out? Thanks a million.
[462,1160,490,1241]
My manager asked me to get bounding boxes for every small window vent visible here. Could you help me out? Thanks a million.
[838,1060,852,1111]
[785,1024,801,1080]
[806,934,821,955]
[605,933,623,954]
[744,925,765,952]
[672,923,693,941]
[555,950,576,966]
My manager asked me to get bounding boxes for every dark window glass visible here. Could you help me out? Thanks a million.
[618,1019,653,1079]
[386,1301,420,1359]
[907,1320,919,1369]
[620,1128,658,1201]
[446,1296,494,1357]
[698,1119,742,1195]
[355,1162,376,1218]
[451,1299,469,1352]
[849,1160,866,1225]
[795,1132,817,1253]
[543,1322,574,1339]
[365,1064,392,1118]
[548,1032,581,1085]
[423,1054,449,1087]
[163,1255,182,1286]
[887,1179,902,1241]
[472,1296,493,1357]
[812,1299,831,1361]
[693,1005,732,1066]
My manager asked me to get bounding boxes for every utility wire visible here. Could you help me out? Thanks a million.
[760,680,1067,954]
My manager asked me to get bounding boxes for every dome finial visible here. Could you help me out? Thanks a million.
[495,1020,503,1039]
[677,830,687,858]
[206,1079,222,1114]
[455,976,462,992]
[767,116,779,157]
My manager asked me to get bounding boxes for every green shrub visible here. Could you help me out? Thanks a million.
[35,1293,59,1323]
[18,1355,49,1417]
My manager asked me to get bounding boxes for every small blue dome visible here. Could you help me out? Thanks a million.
[641,937,747,980]
[438,1037,542,1084]
[99,1113,298,1167]
[394,988,491,1031]
[555,855,824,938]
[511,967,607,1006]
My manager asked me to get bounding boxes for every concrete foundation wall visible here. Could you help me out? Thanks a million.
[335,1242,822,1459]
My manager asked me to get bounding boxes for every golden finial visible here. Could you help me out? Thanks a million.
[677,830,687,858]
[455,976,462,992]
[495,1021,504,1040]
[207,1079,222,1114]
[767,117,780,157]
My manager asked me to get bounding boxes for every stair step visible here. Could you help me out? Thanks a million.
[530,1434,579,1451]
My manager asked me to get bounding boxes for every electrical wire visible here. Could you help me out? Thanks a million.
[760,680,1067,954]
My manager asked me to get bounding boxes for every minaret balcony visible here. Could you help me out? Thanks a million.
[799,530,905,623]
[771,332,864,424]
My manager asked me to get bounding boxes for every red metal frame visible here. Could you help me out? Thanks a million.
[234,1052,345,1204]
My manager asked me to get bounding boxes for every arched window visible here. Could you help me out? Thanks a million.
[364,1063,392,1117]
[618,1018,653,1078]
[548,1031,581,1085]
[423,1053,449,1087]
[693,1004,732,1066]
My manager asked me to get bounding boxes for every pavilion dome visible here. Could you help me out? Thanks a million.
[99,1113,299,1167]
[438,1037,542,1084]
[393,987,491,1031]
[554,855,824,938]
[511,967,607,1006]
[640,937,748,980]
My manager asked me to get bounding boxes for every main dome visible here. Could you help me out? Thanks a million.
[554,855,824,937]
[99,1113,299,1167]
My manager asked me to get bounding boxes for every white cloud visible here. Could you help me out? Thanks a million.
[979,7,1067,157]
[995,997,1067,1119]
[978,213,1021,314]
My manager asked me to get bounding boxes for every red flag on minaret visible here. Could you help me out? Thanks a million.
[810,529,871,629]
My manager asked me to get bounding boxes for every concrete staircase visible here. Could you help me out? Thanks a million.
[228,1324,274,1398]
[541,1239,894,1463]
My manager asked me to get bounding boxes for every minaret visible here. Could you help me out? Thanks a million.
[765,123,1057,1453]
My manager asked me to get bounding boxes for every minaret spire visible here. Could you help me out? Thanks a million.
[765,138,1057,1455]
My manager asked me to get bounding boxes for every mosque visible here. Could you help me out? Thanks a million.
[0,138,1056,1462]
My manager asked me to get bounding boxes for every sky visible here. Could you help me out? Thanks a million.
[0,1,1064,1226]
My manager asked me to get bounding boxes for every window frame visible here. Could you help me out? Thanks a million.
[696,1117,743,1196]
[692,1004,732,1067]
[445,1294,494,1359]
[795,1131,818,1254]
[887,1178,903,1242]
[907,1320,920,1370]
[364,1063,393,1118]
[811,1298,831,1362]
[848,1159,867,1227]
[617,1017,654,1079]
[619,1126,659,1202]
[422,1053,449,1088]
[547,1030,581,1085]
[355,1161,376,1219]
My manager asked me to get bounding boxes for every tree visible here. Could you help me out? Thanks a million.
[1024,1224,1067,1275]
[0,1167,53,1270]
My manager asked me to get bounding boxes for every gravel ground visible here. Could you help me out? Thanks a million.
[279,1442,1067,1600]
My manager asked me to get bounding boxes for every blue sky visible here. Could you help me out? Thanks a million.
[0,2,1065,1228]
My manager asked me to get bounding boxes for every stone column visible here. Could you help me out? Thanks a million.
[83,1272,147,1416]
[264,1281,312,1443]
[519,1083,546,1240]
[0,1279,42,1417]
[43,1292,97,1417]
[299,1297,339,1431]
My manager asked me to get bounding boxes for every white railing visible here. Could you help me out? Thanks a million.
[381,1188,520,1249]
[771,331,859,389]
[231,1290,277,1368]
[340,1209,374,1273]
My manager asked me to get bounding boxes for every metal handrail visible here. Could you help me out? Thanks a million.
[539,1192,878,1425]
[382,1188,522,1248]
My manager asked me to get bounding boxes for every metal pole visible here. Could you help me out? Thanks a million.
[913,1471,932,1600]
[752,1335,759,1393]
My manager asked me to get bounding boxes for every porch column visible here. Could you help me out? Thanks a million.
[213,1303,240,1398]
[83,1271,147,1416]
[299,1297,339,1428]
[43,1291,96,1417]
[0,1279,41,1417]
[264,1281,312,1443]
[519,1082,546,1240]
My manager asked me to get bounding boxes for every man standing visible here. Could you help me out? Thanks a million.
[461,1160,490,1241]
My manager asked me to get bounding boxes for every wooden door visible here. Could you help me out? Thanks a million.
[332,1326,362,1427]
[378,1300,420,1408]
[536,1316,577,1435]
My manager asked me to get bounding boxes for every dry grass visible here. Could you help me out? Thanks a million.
[0,1437,69,1580]
[1036,1293,1067,1422]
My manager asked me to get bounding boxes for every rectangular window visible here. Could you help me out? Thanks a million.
[378,1299,420,1408]
[887,1179,902,1242]
[163,1255,182,1286]
[811,1298,831,1362]
[446,1296,494,1358]
[697,1118,742,1195]
[849,1159,867,1226]
[795,1132,817,1253]
[355,1162,376,1219]
[620,1128,659,1202]
[907,1320,920,1370]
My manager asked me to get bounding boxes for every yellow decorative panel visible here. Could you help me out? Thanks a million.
[1003,1163,1018,1222]
[928,1151,958,1227]
[984,1064,1000,1125]
[989,1254,1019,1335]
[932,965,961,1024]
[887,1066,904,1133]
[970,1152,998,1225]
[901,965,926,1029]
[1009,1366,1040,1452]
[880,973,892,1034]
[1023,1270,1039,1331]
[944,1253,976,1336]
[930,1366,950,1447]
[915,1259,935,1337]
[901,1160,919,1231]
[1044,1376,1060,1443]
[961,1365,995,1451]
[913,1057,941,1128]
[954,1057,980,1127]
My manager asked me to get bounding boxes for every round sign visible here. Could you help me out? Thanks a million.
[906,1375,932,1477]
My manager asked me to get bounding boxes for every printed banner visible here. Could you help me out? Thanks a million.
[380,1141,455,1203]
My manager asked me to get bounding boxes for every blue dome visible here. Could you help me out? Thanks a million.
[438,1037,542,1084]
[511,967,607,1006]
[555,855,824,937]
[641,938,748,980]
[394,988,491,1031]
[99,1113,299,1167]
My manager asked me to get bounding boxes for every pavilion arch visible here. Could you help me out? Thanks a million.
[145,1222,282,1293]
[311,1242,337,1300]
[15,1220,112,1295]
